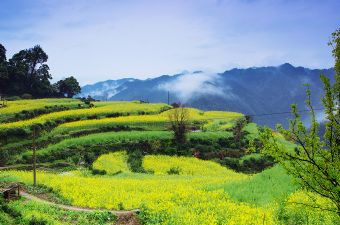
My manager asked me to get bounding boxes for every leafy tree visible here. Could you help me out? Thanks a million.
[7,45,52,97]
[232,117,248,148]
[0,44,5,62]
[171,102,180,108]
[260,28,340,217]
[56,76,81,98]
[0,43,8,94]
[168,105,190,152]
[0,44,82,98]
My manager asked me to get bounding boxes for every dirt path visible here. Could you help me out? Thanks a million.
[21,191,140,215]
[2,168,142,224]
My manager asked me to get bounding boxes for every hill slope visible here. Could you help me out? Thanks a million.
[78,63,334,127]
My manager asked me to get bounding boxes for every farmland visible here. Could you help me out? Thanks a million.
[0,99,339,224]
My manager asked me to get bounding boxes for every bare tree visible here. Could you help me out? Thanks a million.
[168,105,190,150]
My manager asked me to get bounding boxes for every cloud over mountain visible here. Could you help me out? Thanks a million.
[78,64,334,127]
[157,72,229,103]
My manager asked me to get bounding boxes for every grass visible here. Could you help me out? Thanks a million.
[21,130,232,161]
[208,165,299,206]
[1,198,117,225]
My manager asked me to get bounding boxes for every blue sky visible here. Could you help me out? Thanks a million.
[0,0,339,85]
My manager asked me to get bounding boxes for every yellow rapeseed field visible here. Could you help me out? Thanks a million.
[54,108,243,133]
[0,98,81,115]
[0,169,276,225]
[0,154,337,224]
[0,101,170,130]
[143,154,238,176]
[93,151,130,174]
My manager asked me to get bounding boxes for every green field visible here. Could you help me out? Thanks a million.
[0,99,338,225]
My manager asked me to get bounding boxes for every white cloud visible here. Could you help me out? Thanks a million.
[158,72,233,103]
[1,0,339,85]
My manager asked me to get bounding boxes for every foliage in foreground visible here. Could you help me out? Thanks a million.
[260,28,340,217]
[1,164,339,225]
[0,196,116,225]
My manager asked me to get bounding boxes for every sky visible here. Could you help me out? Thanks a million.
[0,0,340,85]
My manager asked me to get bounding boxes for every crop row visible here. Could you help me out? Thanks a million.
[52,108,243,134]
[93,152,243,177]
[1,101,170,130]
[0,98,81,115]
[19,131,233,163]
[0,102,171,142]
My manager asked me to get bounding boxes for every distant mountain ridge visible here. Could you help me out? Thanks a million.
[78,63,334,127]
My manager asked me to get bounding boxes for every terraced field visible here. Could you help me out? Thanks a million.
[0,99,338,224]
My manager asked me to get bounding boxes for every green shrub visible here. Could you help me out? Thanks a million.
[219,157,240,171]
[0,196,21,218]
[167,167,181,175]
[92,169,107,175]
[88,211,117,224]
[6,96,21,101]
[118,202,124,210]
[0,212,12,224]
[127,149,145,173]
[241,156,274,173]
[21,93,33,99]
[28,216,48,225]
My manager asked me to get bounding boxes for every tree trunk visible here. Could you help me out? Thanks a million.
[33,127,37,186]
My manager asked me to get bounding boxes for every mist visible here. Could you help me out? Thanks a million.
[157,72,234,103]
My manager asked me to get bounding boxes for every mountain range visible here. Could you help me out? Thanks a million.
[78,63,334,127]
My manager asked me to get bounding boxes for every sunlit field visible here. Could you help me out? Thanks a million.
[0,99,339,225]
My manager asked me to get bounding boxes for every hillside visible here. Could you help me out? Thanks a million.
[78,63,334,127]
[0,98,338,224]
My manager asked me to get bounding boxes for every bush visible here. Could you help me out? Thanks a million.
[6,96,21,101]
[219,157,240,171]
[0,149,9,166]
[28,216,48,225]
[0,212,13,225]
[21,93,33,99]
[218,155,274,173]
[159,106,171,113]
[26,184,53,194]
[92,169,107,175]
[0,197,21,219]
[87,211,117,224]
[127,150,145,172]
[241,156,274,173]
[167,167,181,175]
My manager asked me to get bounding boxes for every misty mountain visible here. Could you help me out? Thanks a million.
[78,63,334,127]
